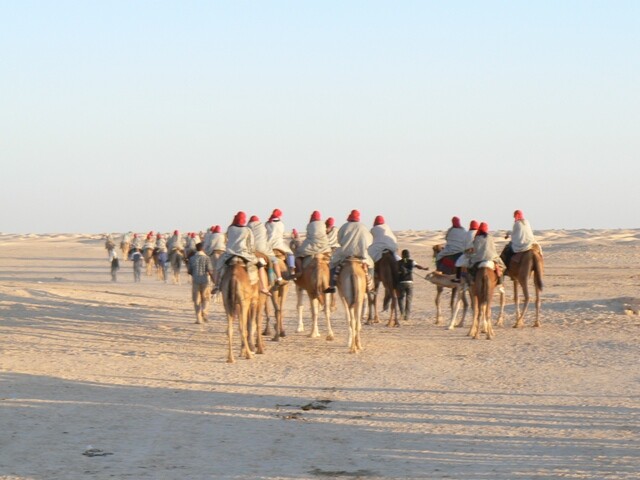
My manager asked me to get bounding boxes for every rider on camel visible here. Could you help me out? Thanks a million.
[293,211,332,277]
[368,215,400,263]
[435,216,467,273]
[451,219,479,283]
[214,211,271,296]
[470,222,505,285]
[324,209,374,294]
[248,215,286,286]
[325,217,340,251]
[503,209,538,268]
[266,208,295,278]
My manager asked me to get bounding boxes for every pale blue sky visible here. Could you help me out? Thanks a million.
[1,1,638,233]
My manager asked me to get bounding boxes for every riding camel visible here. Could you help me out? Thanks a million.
[294,252,334,340]
[366,251,401,327]
[500,244,544,328]
[337,258,367,353]
[468,264,501,340]
[143,247,155,276]
[429,244,469,326]
[220,257,263,363]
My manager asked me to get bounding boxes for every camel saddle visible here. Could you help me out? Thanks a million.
[225,256,259,285]
[301,251,331,270]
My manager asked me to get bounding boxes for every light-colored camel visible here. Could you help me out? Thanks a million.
[468,264,503,340]
[366,251,401,327]
[120,240,130,261]
[425,271,471,329]
[501,245,544,328]
[430,244,468,326]
[143,247,155,276]
[337,258,367,353]
[220,257,261,363]
[294,252,334,340]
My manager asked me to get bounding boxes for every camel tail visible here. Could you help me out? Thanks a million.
[482,272,490,305]
[533,254,544,291]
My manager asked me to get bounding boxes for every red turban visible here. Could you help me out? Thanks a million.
[469,220,479,230]
[157,233,163,239]
[292,228,298,238]
[173,230,179,236]
[213,225,221,233]
[147,233,153,239]
[452,216,461,228]
[271,208,282,219]
[233,211,247,227]
[249,215,259,223]
[477,222,489,234]
[348,209,360,222]
[210,226,215,232]
[514,210,524,221]
[374,215,385,226]
[325,217,335,228]
[310,210,321,222]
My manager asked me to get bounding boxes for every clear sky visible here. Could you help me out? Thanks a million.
[2,1,638,234]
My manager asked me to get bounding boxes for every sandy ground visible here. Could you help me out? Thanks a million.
[0,230,639,480]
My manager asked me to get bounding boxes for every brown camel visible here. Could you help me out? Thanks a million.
[501,244,544,328]
[366,251,400,327]
[430,244,468,326]
[468,265,500,340]
[294,252,334,340]
[220,257,261,363]
[337,258,367,353]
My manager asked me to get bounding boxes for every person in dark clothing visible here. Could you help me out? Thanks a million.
[397,249,429,320]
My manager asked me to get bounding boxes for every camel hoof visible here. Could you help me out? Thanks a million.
[227,358,235,364]
[326,334,334,341]
[447,325,455,330]
[513,322,524,328]
[533,322,541,328]
[271,335,280,342]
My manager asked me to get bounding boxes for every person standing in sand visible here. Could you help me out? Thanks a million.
[110,252,120,282]
[187,242,215,324]
[397,249,429,321]
[131,248,143,282]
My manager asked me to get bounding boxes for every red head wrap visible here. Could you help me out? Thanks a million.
[477,222,489,235]
[374,215,385,226]
[325,217,335,228]
[347,209,360,222]
[469,220,479,230]
[452,216,461,228]
[233,211,247,227]
[173,230,179,236]
[249,215,259,223]
[213,225,221,233]
[514,210,524,221]
[310,210,321,222]
[271,208,282,219]
[157,233,163,239]
[292,228,298,238]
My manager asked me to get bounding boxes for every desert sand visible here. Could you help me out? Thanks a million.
[0,230,639,480]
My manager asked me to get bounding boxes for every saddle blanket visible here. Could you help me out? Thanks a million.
[477,260,495,269]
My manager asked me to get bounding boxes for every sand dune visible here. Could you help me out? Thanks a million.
[0,230,639,479]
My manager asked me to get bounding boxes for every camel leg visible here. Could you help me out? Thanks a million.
[435,287,443,325]
[254,301,265,354]
[495,288,506,327]
[262,299,271,336]
[534,287,542,327]
[324,294,334,341]
[448,287,462,330]
[348,307,358,353]
[239,304,253,360]
[226,313,235,363]
[468,296,480,338]
[355,305,363,352]
[514,281,530,328]
[386,292,400,327]
[485,303,495,340]
[296,286,305,333]
[458,287,469,328]
[309,297,320,338]
[512,281,523,328]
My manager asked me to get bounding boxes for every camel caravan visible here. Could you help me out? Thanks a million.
[103,208,544,361]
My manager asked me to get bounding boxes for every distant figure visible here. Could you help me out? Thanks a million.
[397,249,429,321]
[470,222,504,284]
[368,215,399,262]
[435,216,467,274]
[110,253,120,282]
[105,234,116,261]
[131,248,143,282]
[325,217,339,251]
[294,210,331,277]
[187,242,215,324]
[266,208,295,277]
[452,220,479,283]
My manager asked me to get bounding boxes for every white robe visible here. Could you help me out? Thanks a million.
[266,219,292,254]
[511,219,536,253]
[368,224,398,262]
[326,227,339,249]
[296,220,331,257]
[436,227,467,260]
[330,221,374,268]
[217,225,257,272]
[248,220,272,256]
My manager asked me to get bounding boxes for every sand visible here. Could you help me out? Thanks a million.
[0,230,639,479]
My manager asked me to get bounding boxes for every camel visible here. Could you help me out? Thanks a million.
[293,252,334,340]
[468,264,501,340]
[220,257,262,363]
[500,244,544,328]
[168,249,185,285]
[429,244,469,326]
[209,249,225,305]
[425,271,470,329]
[366,251,400,327]
[120,240,130,261]
[143,247,155,276]
[258,251,291,341]
[337,258,367,353]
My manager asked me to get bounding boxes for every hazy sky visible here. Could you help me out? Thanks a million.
[2,1,638,233]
